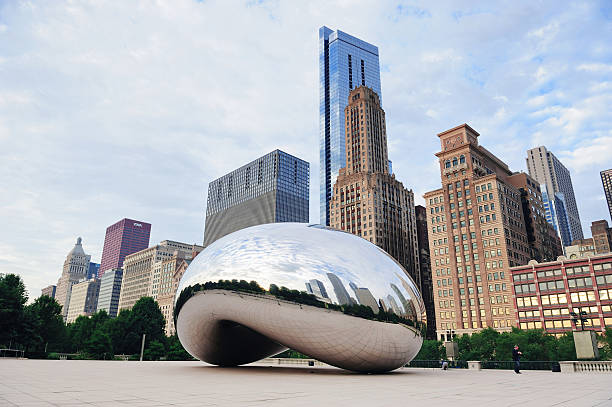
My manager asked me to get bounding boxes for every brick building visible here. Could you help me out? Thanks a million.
[424,124,538,339]
[511,253,612,334]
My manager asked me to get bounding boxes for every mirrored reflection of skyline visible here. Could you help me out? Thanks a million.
[177,223,424,323]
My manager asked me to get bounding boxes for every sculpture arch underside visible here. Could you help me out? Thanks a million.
[177,290,422,373]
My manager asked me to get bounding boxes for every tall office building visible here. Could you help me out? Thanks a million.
[526,146,583,245]
[157,249,201,335]
[87,262,100,279]
[66,278,100,323]
[118,240,203,311]
[203,150,309,247]
[425,124,532,339]
[55,238,91,320]
[329,86,420,287]
[602,169,612,221]
[99,218,151,278]
[96,268,123,317]
[319,26,381,225]
[506,172,563,263]
[415,205,436,339]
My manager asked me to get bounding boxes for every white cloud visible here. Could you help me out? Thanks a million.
[577,63,612,73]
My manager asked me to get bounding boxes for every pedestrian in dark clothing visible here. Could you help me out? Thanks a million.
[512,345,522,374]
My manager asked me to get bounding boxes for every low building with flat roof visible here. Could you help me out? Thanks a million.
[510,253,612,334]
[41,285,56,299]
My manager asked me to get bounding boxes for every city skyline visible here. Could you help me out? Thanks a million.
[1,1,611,299]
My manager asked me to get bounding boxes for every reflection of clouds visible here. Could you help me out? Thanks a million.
[177,223,424,322]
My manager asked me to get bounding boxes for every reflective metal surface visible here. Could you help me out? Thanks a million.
[175,223,425,372]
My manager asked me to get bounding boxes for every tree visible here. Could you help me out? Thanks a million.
[68,315,95,352]
[415,340,446,360]
[166,335,192,361]
[106,309,133,355]
[556,332,577,360]
[130,297,166,348]
[23,295,65,352]
[144,340,166,361]
[0,274,28,348]
[84,329,113,360]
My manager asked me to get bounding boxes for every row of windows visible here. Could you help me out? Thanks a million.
[444,155,466,168]
[513,272,534,282]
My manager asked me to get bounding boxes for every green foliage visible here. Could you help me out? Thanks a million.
[414,340,446,360]
[144,340,166,361]
[166,335,192,361]
[84,329,113,359]
[557,332,577,360]
[0,274,28,347]
[23,295,66,352]
[454,327,578,361]
[131,297,166,347]
[273,349,311,359]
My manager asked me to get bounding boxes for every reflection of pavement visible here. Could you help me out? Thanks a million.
[177,290,421,372]
[1,359,611,406]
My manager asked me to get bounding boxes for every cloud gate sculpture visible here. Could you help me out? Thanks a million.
[175,223,425,372]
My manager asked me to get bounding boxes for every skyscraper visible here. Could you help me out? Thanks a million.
[99,218,151,278]
[203,150,309,247]
[87,262,100,279]
[96,268,123,318]
[425,124,532,339]
[506,172,563,262]
[118,240,202,311]
[526,146,583,245]
[601,169,612,221]
[319,26,381,225]
[55,238,91,320]
[415,205,436,339]
[66,278,100,324]
[329,86,420,287]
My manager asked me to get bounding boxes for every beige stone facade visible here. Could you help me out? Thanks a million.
[55,237,91,320]
[425,124,532,339]
[566,238,596,259]
[329,86,419,280]
[157,250,201,335]
[118,241,203,311]
[65,278,100,323]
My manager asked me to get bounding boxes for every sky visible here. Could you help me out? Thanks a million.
[1,0,611,299]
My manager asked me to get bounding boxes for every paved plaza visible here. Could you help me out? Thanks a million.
[1,359,611,406]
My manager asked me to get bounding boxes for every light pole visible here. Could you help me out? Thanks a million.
[570,308,588,331]
[139,333,146,361]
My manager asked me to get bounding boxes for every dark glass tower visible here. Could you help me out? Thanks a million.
[203,150,309,247]
[319,26,381,225]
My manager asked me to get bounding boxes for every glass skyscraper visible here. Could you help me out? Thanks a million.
[319,26,381,225]
[526,146,583,245]
[203,150,309,247]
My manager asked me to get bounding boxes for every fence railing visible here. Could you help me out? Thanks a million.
[481,360,560,371]
[560,361,612,373]
[405,359,468,369]
[405,359,558,371]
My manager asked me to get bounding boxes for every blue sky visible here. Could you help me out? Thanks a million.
[1,0,611,298]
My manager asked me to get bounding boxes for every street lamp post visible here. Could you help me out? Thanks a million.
[570,308,588,331]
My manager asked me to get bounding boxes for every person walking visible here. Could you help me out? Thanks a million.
[512,345,522,374]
